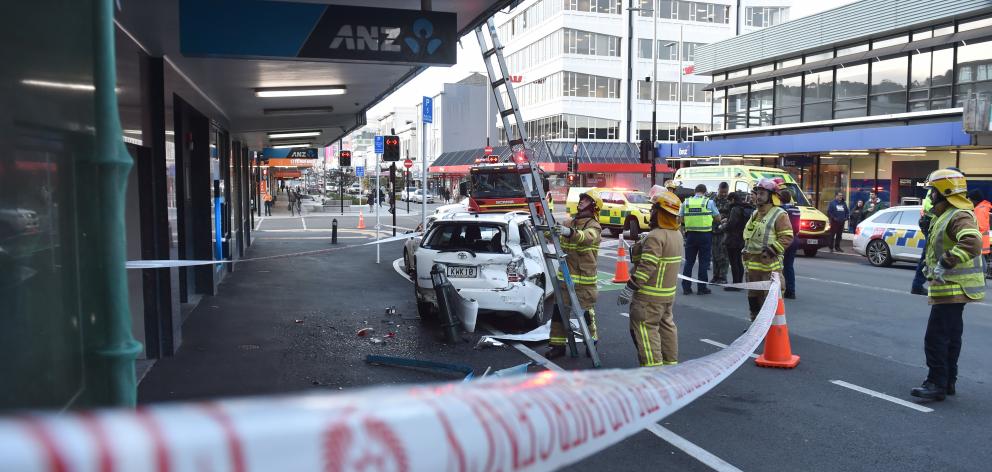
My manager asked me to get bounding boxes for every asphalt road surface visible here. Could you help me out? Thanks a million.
[139,206,992,471]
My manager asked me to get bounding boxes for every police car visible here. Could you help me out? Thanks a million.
[853,205,925,267]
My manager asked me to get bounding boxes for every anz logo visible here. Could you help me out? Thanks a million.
[328,18,442,55]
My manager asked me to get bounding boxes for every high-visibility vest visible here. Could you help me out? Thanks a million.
[926,208,986,301]
[975,200,991,255]
[682,196,714,232]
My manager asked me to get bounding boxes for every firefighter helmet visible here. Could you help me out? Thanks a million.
[753,178,782,206]
[651,189,682,216]
[579,188,604,212]
[927,168,973,210]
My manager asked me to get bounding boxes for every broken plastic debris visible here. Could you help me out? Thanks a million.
[474,337,505,349]
[294,319,304,324]
[385,306,397,316]
[385,332,396,339]
[356,327,374,337]
[370,337,384,345]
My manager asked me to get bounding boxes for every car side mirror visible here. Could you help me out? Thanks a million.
[459,181,470,197]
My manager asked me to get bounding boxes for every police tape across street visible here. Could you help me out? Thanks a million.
[0,276,783,471]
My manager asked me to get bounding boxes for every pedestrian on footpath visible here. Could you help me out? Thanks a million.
[741,178,794,321]
[911,169,985,401]
[710,182,732,284]
[618,187,684,366]
[680,184,719,295]
[545,190,603,359]
[849,200,865,233]
[779,188,802,299]
[263,192,272,216]
[865,192,885,218]
[827,192,849,252]
[721,191,752,291]
[287,189,296,216]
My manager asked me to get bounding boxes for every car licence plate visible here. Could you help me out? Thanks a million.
[806,239,820,245]
[447,266,478,278]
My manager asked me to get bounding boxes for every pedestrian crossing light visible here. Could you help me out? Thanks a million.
[383,135,400,161]
[639,139,654,164]
[339,150,352,167]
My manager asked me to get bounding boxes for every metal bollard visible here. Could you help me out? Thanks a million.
[331,218,338,244]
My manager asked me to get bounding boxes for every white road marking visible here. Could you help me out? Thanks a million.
[700,338,759,359]
[258,236,368,240]
[392,258,413,283]
[646,424,744,472]
[396,255,741,471]
[798,275,991,308]
[254,217,265,231]
[830,380,934,413]
[301,216,307,231]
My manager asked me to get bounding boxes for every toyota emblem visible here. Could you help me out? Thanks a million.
[457,252,468,259]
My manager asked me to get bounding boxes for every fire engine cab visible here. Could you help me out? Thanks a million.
[460,152,548,214]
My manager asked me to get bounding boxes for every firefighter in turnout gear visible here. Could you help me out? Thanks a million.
[618,186,685,366]
[911,169,985,401]
[742,178,794,321]
[545,189,603,359]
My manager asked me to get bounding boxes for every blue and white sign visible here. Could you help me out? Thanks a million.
[374,135,384,154]
[355,166,365,177]
[422,96,433,123]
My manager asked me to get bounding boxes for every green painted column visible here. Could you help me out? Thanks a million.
[77,0,143,407]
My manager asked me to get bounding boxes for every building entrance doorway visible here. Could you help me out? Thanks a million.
[891,160,937,206]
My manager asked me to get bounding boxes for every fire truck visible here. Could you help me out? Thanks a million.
[458,152,549,214]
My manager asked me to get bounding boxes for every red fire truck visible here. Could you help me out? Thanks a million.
[459,153,549,214]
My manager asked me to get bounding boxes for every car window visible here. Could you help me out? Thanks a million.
[424,222,507,253]
[871,211,897,225]
[896,210,919,226]
[624,192,650,204]
[735,181,749,192]
[518,223,536,249]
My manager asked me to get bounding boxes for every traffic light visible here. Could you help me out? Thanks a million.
[567,173,577,186]
[339,150,352,167]
[639,139,654,164]
[383,135,400,161]
[568,156,577,173]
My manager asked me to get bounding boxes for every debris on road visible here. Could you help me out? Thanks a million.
[294,319,304,324]
[370,337,384,345]
[474,337,505,349]
[356,327,374,337]
[492,362,532,378]
[385,306,397,316]
[365,355,473,381]
[385,332,396,339]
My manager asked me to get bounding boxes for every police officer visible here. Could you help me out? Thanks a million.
[618,187,684,366]
[711,182,732,284]
[911,169,985,401]
[741,178,794,321]
[680,184,719,295]
[546,189,603,359]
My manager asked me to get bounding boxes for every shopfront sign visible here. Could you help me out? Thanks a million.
[180,0,457,65]
[267,158,315,168]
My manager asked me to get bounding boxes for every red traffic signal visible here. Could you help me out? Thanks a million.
[383,135,400,161]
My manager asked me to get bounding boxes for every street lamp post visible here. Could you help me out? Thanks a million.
[650,4,658,186]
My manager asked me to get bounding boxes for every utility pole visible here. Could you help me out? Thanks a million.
[677,25,684,144]
[650,5,658,186]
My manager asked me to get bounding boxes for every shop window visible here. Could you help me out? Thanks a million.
[748,80,774,127]
[870,56,908,115]
[958,14,992,32]
[959,149,992,175]
[805,50,833,64]
[837,43,868,57]
[871,34,908,49]
[955,39,992,105]
[712,88,726,131]
[776,57,802,69]
[878,150,956,206]
[834,63,869,119]
[803,69,833,122]
[726,85,748,129]
[774,75,802,124]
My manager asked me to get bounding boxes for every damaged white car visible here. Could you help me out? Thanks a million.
[413,211,553,328]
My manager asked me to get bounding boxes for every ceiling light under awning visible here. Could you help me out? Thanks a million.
[263,106,335,116]
[255,86,346,98]
[271,143,312,149]
[268,131,321,139]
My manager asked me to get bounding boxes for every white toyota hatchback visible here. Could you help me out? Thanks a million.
[413,211,553,327]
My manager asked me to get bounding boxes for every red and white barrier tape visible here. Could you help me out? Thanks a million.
[0,278,781,472]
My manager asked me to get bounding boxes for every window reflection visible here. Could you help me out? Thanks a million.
[870,56,908,115]
[834,63,868,118]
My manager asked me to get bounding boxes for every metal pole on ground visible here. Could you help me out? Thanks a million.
[391,163,397,237]
[376,153,381,264]
[421,119,428,230]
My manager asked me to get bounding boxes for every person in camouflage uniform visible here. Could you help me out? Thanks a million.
[710,182,732,284]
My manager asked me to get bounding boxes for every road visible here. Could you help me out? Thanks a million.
[138,203,992,471]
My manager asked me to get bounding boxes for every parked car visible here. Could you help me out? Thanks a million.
[410,189,435,204]
[403,201,468,274]
[853,205,925,267]
[346,183,362,195]
[400,187,418,201]
[412,211,553,327]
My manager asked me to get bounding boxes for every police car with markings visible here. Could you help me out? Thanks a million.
[853,205,925,267]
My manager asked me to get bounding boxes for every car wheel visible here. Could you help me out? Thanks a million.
[525,276,547,329]
[414,278,434,319]
[625,217,640,240]
[403,248,411,273]
[802,248,818,257]
[866,239,893,267]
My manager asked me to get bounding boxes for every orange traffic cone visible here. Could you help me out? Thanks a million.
[357,210,366,229]
[755,297,800,368]
[612,238,631,283]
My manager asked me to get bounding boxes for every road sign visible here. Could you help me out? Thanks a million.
[422,96,433,123]
[484,145,493,155]
[403,159,413,169]
[356,166,365,177]
[374,135,384,154]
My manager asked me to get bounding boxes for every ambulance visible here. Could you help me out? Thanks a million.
[565,187,653,238]
[673,165,832,256]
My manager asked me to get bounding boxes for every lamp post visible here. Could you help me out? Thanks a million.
[662,24,685,144]
[625,5,652,143]
[650,2,658,186]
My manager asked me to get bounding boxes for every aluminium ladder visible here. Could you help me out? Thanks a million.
[475,18,601,367]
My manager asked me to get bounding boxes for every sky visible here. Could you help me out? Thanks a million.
[363,0,861,126]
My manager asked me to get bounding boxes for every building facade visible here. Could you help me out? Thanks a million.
[494,0,793,145]
[678,0,992,214]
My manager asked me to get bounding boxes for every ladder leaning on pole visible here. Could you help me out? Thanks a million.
[475,17,601,367]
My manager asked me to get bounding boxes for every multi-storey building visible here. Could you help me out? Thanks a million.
[674,0,992,214]
[493,0,793,145]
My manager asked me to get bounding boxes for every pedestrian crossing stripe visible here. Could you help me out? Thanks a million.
[596,271,626,291]
[882,228,926,249]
